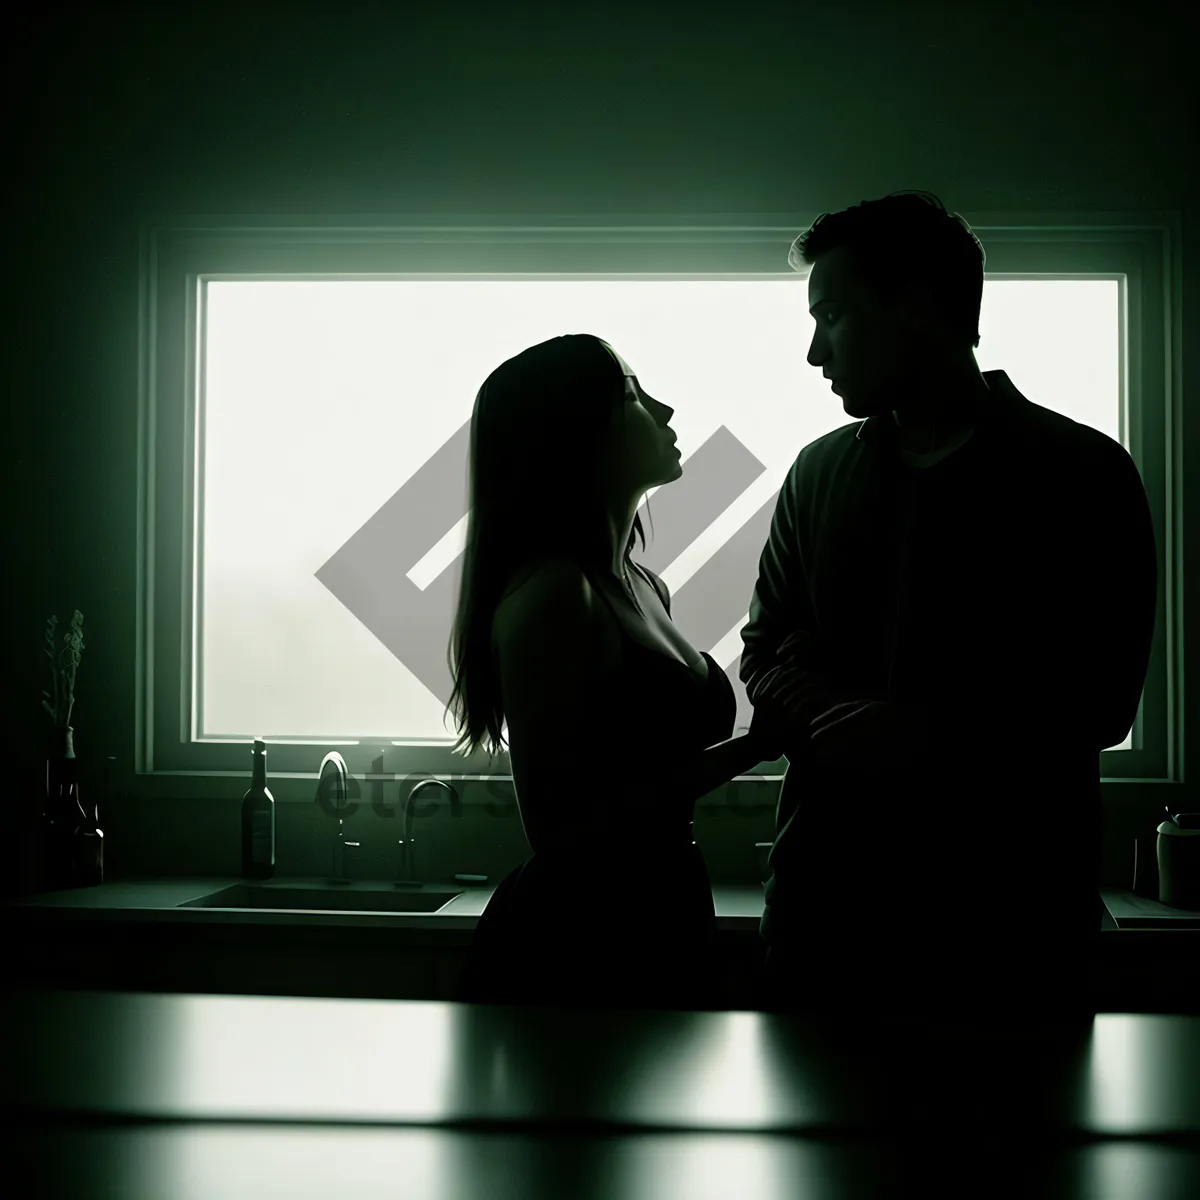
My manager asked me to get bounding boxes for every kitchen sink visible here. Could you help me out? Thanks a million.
[178,882,464,914]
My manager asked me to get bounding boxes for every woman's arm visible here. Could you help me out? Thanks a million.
[665,669,820,811]
[671,731,776,808]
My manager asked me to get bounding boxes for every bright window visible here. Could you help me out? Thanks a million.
[197,276,1122,745]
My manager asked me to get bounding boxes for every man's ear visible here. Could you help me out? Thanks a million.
[894,280,938,334]
[907,283,959,347]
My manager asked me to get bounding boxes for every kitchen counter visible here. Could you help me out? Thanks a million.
[1,877,788,1004]
[7,876,1200,929]
[0,877,795,932]
[8,878,1197,1013]
[5,985,1200,1199]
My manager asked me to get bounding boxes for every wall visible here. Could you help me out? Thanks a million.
[5,0,1194,896]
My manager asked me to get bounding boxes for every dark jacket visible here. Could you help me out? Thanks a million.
[738,369,1156,1003]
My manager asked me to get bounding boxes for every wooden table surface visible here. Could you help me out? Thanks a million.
[5,987,1200,1198]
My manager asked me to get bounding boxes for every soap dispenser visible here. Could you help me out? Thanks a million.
[1157,808,1200,911]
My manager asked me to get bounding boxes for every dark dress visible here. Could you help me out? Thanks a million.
[456,563,738,1011]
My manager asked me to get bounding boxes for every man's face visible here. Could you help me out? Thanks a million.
[805,245,936,419]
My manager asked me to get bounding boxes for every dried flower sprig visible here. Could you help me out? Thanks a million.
[42,610,85,728]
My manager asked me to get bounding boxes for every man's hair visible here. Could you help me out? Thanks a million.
[789,189,985,349]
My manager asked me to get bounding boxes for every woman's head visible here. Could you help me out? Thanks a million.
[446,332,679,758]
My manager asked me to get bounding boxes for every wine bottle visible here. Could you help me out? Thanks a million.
[42,725,89,891]
[241,738,275,880]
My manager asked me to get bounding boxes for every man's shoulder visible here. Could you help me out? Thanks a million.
[996,371,1131,469]
[796,420,864,463]
[778,420,864,502]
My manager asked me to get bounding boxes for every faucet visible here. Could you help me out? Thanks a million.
[397,779,461,886]
[318,751,360,884]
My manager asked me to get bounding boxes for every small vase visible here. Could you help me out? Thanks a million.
[41,726,104,890]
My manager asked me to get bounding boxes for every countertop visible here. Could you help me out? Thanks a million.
[0,877,790,932]
[8,876,1200,930]
[5,986,1200,1199]
[3,876,497,930]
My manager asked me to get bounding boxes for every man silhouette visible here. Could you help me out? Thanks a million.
[739,192,1157,1025]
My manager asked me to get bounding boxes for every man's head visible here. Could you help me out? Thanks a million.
[793,190,987,420]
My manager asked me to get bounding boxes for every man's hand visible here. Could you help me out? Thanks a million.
[769,632,839,709]
[749,632,928,773]
[746,632,841,759]
[808,699,928,774]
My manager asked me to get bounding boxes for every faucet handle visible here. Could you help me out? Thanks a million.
[395,834,422,888]
[330,836,362,885]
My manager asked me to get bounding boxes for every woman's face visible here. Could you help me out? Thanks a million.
[599,343,682,493]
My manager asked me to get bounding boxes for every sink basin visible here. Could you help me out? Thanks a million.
[178,883,464,914]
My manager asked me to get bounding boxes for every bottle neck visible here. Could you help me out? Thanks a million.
[251,748,267,790]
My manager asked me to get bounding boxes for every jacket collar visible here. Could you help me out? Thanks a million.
[854,369,1020,443]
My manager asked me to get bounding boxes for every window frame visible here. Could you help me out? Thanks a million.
[134,211,1181,801]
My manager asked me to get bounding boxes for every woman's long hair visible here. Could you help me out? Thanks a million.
[445,333,648,759]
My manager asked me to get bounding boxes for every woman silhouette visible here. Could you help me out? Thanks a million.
[445,333,814,1011]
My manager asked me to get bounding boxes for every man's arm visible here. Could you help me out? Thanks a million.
[740,456,824,703]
